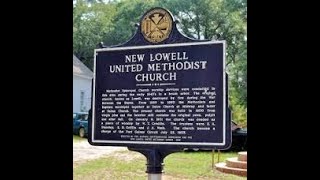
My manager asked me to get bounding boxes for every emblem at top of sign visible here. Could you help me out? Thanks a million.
[141,8,173,43]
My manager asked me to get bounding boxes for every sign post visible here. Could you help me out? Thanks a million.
[88,7,231,179]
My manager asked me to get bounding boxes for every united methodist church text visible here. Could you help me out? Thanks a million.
[108,51,208,82]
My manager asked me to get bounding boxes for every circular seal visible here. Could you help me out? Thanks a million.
[141,8,173,43]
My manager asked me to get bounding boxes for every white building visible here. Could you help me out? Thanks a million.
[73,55,93,112]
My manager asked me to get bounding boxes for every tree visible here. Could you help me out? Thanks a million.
[73,0,116,69]
[73,0,247,126]
[159,0,247,125]
[102,0,157,46]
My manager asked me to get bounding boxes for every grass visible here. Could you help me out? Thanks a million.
[73,150,246,180]
[73,135,86,143]
[74,150,146,180]
[164,151,244,179]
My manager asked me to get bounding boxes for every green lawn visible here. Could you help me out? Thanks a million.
[73,135,86,143]
[73,150,246,180]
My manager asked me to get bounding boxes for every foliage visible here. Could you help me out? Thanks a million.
[73,0,247,126]
[158,0,247,125]
[73,0,117,68]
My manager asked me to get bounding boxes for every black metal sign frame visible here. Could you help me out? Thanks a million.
[88,7,231,151]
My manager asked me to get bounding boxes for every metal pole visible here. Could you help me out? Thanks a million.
[148,173,162,180]
[212,149,215,169]
[128,148,181,180]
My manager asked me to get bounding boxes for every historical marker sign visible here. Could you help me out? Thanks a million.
[89,8,231,150]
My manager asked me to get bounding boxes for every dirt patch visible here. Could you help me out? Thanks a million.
[112,151,145,162]
[73,140,127,165]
